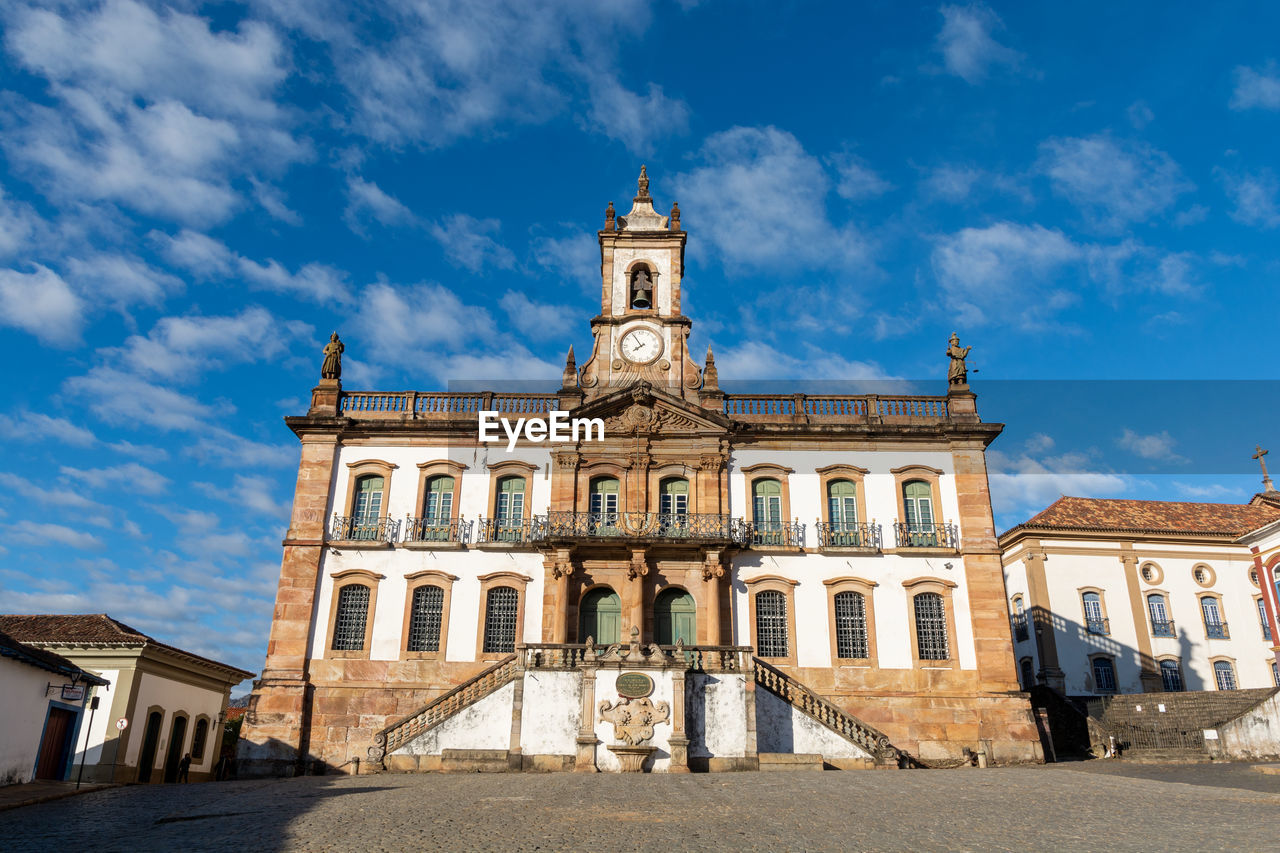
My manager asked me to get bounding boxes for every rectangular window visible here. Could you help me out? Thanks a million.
[1159,660,1184,692]
[1213,661,1237,691]
[1092,657,1117,693]
[1258,598,1272,642]
[482,587,519,654]
[834,591,869,659]
[914,593,949,660]
[407,585,445,652]
[755,590,789,658]
[331,584,371,651]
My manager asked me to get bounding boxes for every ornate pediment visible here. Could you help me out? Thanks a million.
[574,382,729,437]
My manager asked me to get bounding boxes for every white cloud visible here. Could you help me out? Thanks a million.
[65,253,183,312]
[153,229,351,303]
[713,340,892,382]
[429,214,516,273]
[250,178,303,225]
[195,474,291,519]
[65,366,220,431]
[1230,63,1280,111]
[344,176,418,233]
[0,187,40,259]
[186,430,296,469]
[0,473,102,510]
[153,229,235,275]
[353,281,495,366]
[60,462,170,495]
[113,306,313,381]
[988,449,1129,519]
[0,264,86,346]
[499,291,573,340]
[1173,481,1245,499]
[1216,167,1280,229]
[935,4,1023,84]
[921,164,1031,204]
[4,520,103,550]
[1037,134,1193,230]
[1117,429,1188,464]
[583,79,689,154]
[831,153,892,201]
[1126,101,1154,129]
[532,231,599,292]
[0,411,96,447]
[672,126,870,272]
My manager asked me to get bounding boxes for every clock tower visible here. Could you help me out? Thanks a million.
[578,166,703,399]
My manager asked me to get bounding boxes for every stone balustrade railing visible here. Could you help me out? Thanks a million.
[753,657,900,763]
[520,642,753,672]
[339,391,559,418]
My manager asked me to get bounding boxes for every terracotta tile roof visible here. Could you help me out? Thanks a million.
[0,614,254,680]
[1006,496,1280,538]
[0,628,109,684]
[1252,491,1280,509]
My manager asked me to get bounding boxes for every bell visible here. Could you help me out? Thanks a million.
[631,286,652,309]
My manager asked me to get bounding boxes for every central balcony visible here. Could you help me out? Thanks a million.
[816,522,882,550]
[538,512,750,545]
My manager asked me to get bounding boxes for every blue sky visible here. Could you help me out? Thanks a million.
[1,1,1277,680]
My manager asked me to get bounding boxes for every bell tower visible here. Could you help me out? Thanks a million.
[578,166,702,398]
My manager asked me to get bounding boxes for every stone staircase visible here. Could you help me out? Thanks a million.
[752,657,903,766]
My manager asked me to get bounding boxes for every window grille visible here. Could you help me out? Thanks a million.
[1083,591,1108,635]
[1141,564,1154,582]
[1020,658,1035,689]
[1159,659,1184,692]
[914,592,949,660]
[331,584,370,650]
[191,718,209,759]
[834,591,868,658]
[1147,594,1175,637]
[1213,660,1237,691]
[407,585,445,652]
[755,590,788,658]
[482,586,519,654]
[1092,657,1117,692]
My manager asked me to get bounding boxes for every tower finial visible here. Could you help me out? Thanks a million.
[561,346,578,390]
[636,165,650,201]
[1255,444,1275,492]
[702,346,719,392]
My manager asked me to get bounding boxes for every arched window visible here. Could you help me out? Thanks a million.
[1272,660,1279,688]
[482,586,519,654]
[1213,660,1237,691]
[351,475,385,540]
[331,584,371,651]
[407,585,445,652]
[1011,596,1028,641]
[654,588,696,646]
[1147,593,1174,637]
[578,587,621,645]
[834,591,869,659]
[589,477,620,533]
[191,718,209,761]
[1019,657,1035,690]
[494,476,526,541]
[1159,659,1184,692]
[752,479,783,544]
[902,481,937,546]
[755,590,788,658]
[1092,656,1117,693]
[629,264,654,309]
[1082,591,1108,635]
[1258,598,1272,642]
[827,480,861,545]
[913,592,949,660]
[423,475,454,522]
[1201,596,1227,639]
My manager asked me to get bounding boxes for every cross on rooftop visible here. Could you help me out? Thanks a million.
[1254,444,1275,492]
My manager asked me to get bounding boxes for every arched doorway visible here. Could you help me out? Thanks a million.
[137,710,163,783]
[654,588,696,646]
[579,587,621,644]
[163,714,188,783]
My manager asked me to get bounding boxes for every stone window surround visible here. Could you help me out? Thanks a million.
[190,713,212,762]
[647,463,697,514]
[890,465,946,529]
[822,576,878,666]
[400,570,458,661]
[816,464,870,530]
[1208,655,1238,690]
[743,574,799,667]
[1197,592,1227,638]
[574,460,628,513]
[341,459,397,521]
[1191,562,1218,588]
[476,570,532,661]
[741,463,795,526]
[326,568,385,659]
[1144,588,1174,634]
[902,576,959,669]
[1077,585,1111,632]
[413,460,467,522]
[1088,653,1119,693]
[1138,560,1165,586]
[486,461,538,521]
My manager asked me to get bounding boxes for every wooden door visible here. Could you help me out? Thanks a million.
[137,711,162,783]
[579,588,621,644]
[654,589,696,646]
[35,707,76,780]
[163,716,187,783]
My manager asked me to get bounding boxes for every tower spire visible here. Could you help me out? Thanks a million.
[1254,444,1276,492]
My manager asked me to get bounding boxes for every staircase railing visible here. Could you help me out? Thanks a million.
[368,654,519,766]
[752,657,901,763]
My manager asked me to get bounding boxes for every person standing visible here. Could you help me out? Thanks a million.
[177,753,192,783]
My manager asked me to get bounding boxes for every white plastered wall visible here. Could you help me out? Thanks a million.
[0,658,66,784]
[125,672,227,772]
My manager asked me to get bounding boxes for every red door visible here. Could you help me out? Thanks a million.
[35,707,76,780]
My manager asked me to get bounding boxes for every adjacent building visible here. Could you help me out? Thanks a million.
[0,614,253,783]
[1000,494,1280,698]
[239,169,1041,774]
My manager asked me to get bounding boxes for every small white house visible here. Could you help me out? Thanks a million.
[0,628,108,785]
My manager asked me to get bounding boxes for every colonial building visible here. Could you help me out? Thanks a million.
[240,169,1041,774]
[1000,490,1280,699]
[0,614,252,783]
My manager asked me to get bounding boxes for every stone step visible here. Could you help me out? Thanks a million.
[440,749,512,773]
[758,753,825,771]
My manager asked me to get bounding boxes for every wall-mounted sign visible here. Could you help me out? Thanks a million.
[116,718,129,730]
[60,685,85,701]
[615,672,654,699]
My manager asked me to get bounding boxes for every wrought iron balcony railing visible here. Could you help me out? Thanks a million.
[1086,617,1110,636]
[539,512,749,544]
[476,517,540,545]
[891,522,959,549]
[816,522,882,550]
[329,515,399,543]
[1011,615,1029,642]
[1205,621,1230,640]
[404,517,473,544]
[1150,619,1176,638]
[745,520,805,548]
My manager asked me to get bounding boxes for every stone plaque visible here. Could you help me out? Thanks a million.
[616,672,654,699]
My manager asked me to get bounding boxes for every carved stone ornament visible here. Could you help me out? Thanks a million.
[598,696,671,746]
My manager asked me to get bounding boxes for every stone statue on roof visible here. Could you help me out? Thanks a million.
[946,332,971,387]
[321,332,344,380]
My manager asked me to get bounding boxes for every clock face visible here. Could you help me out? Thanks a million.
[620,327,663,364]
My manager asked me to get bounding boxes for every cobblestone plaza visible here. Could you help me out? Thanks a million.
[3,764,1278,852]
